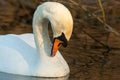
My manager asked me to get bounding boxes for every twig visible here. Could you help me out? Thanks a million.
[90,12,120,36]
[97,0,106,23]
[69,0,120,37]
[82,29,109,48]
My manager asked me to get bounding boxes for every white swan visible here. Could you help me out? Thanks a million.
[0,2,73,77]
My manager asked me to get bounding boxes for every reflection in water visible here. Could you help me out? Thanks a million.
[0,72,69,80]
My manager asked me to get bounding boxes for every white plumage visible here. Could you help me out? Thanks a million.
[0,2,73,77]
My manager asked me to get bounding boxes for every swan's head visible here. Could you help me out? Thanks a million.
[48,2,73,56]
[34,2,73,57]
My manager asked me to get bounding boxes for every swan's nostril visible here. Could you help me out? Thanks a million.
[51,38,62,57]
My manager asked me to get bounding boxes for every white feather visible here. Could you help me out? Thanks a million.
[0,2,73,77]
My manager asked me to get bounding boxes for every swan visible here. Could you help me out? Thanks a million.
[0,2,73,77]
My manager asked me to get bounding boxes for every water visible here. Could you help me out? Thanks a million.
[0,72,69,80]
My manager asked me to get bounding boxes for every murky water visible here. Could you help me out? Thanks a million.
[0,72,69,80]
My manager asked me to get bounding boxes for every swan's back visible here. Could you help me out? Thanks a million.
[0,34,38,74]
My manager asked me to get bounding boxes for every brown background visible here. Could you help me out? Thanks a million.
[0,0,120,80]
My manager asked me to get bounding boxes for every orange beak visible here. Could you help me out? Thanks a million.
[51,39,62,57]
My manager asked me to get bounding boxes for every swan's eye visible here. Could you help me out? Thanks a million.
[62,41,67,47]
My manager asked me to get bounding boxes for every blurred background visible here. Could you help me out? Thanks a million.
[0,0,120,80]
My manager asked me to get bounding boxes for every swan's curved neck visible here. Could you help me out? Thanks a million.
[33,17,52,58]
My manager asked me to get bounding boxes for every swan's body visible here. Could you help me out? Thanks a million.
[0,2,73,77]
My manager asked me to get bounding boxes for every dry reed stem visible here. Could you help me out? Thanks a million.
[97,0,106,23]
[70,0,120,37]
